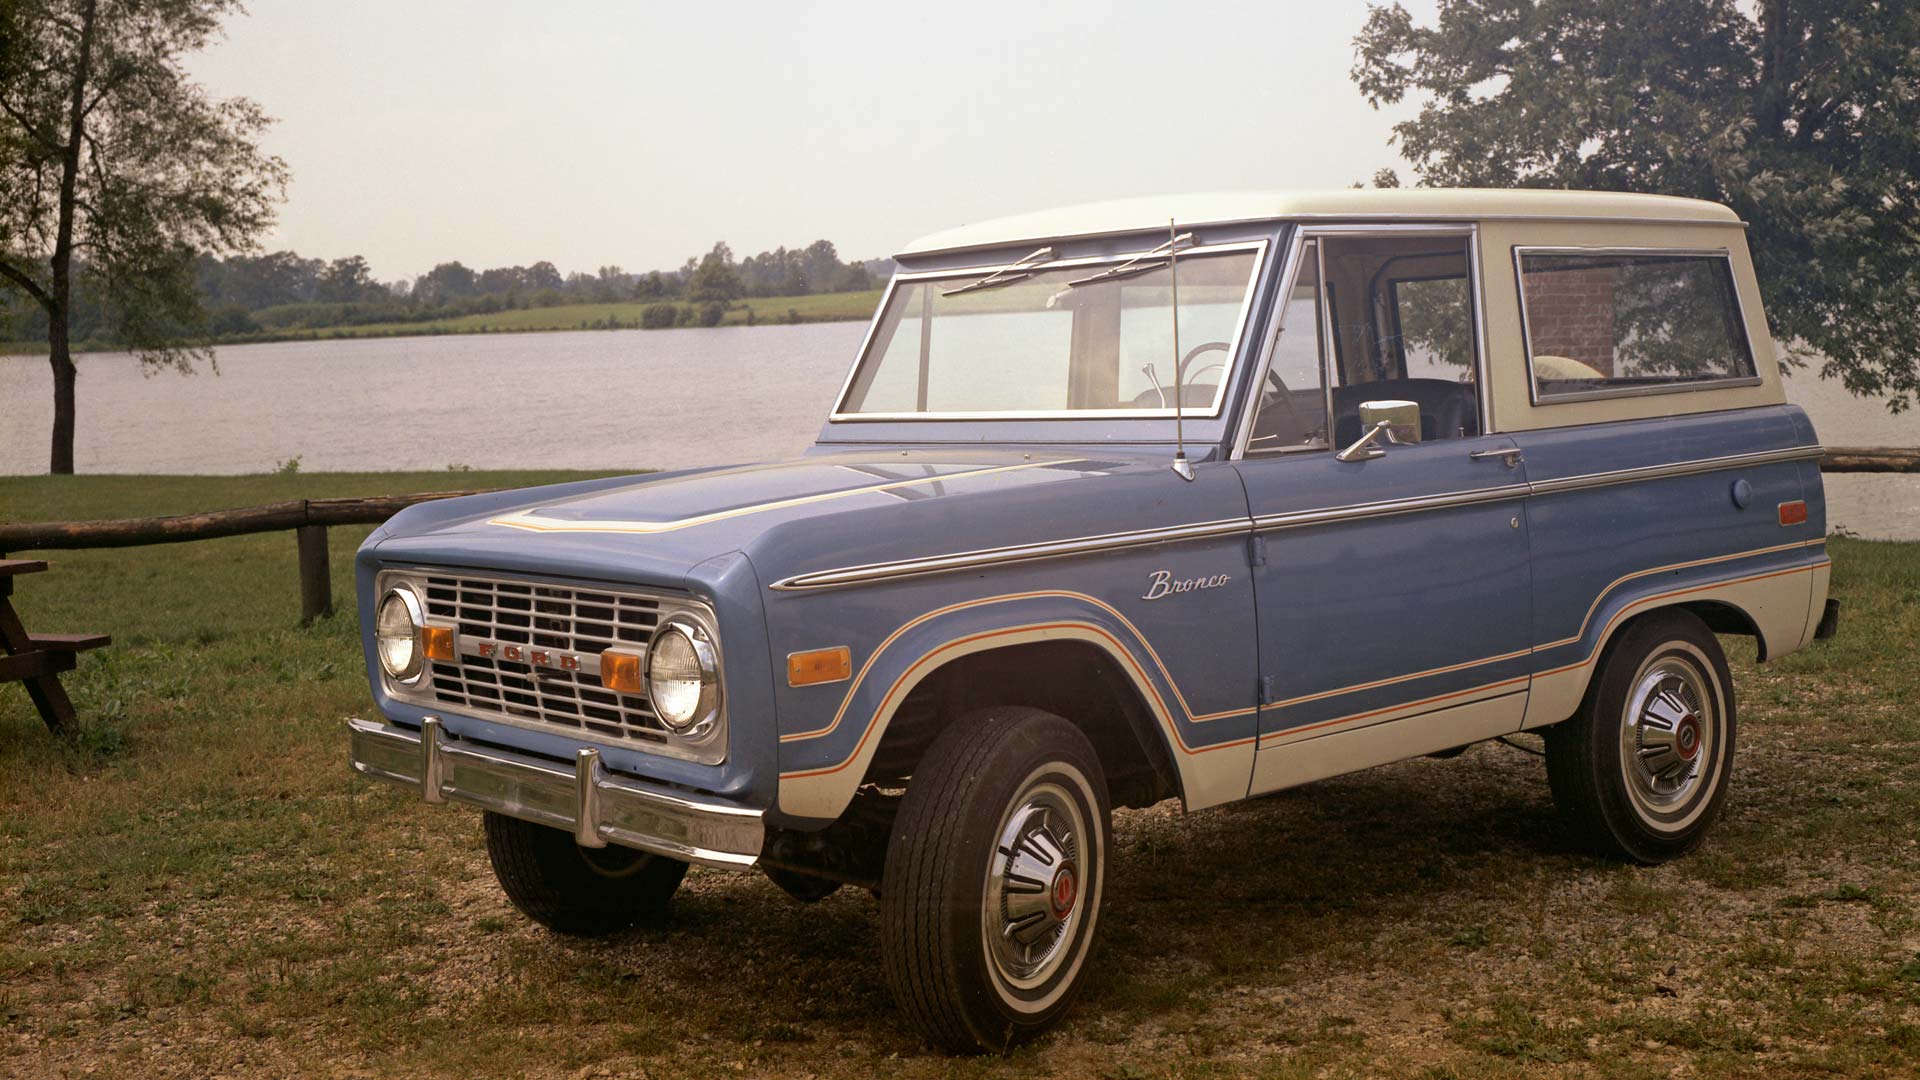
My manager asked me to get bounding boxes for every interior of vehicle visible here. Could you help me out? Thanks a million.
[840,248,1259,416]
[1249,233,1480,452]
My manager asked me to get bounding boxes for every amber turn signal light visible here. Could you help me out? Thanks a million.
[422,624,456,662]
[601,649,645,694]
[787,646,852,687]
[1778,500,1808,526]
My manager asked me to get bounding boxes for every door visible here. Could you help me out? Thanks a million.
[1233,229,1534,796]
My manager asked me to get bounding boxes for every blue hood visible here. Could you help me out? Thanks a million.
[362,449,1149,589]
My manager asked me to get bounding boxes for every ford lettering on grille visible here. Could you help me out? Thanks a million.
[462,638,597,675]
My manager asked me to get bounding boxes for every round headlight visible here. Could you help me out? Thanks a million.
[376,586,425,683]
[646,618,718,732]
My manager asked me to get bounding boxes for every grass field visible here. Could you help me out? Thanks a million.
[286,289,883,340]
[2,473,1916,1078]
[0,290,882,356]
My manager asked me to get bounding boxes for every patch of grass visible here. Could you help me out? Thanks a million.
[0,488,1915,1077]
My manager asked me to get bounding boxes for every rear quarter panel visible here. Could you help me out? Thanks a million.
[1510,406,1827,729]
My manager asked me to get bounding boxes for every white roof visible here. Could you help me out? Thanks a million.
[897,188,1742,257]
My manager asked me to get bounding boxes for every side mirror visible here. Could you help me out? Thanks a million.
[1336,400,1422,462]
[1359,400,1421,445]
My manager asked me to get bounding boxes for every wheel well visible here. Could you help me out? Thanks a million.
[1672,599,1767,661]
[860,640,1180,809]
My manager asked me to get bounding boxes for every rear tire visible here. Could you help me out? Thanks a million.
[1545,610,1737,864]
[880,707,1111,1053]
[483,812,688,935]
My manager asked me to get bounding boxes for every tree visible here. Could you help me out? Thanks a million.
[800,239,841,291]
[317,255,377,303]
[0,0,287,472]
[413,261,476,305]
[524,260,563,291]
[198,250,318,308]
[688,241,742,303]
[1353,0,1920,411]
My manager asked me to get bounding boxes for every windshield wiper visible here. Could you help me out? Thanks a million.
[1064,232,1195,288]
[940,246,1057,297]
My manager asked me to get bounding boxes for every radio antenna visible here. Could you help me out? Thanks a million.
[1168,218,1194,481]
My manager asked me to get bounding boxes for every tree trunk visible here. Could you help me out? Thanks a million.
[46,0,97,475]
[1755,0,1792,135]
[48,318,76,475]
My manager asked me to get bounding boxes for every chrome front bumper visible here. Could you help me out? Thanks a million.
[348,716,764,869]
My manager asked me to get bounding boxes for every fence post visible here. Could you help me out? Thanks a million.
[297,524,332,624]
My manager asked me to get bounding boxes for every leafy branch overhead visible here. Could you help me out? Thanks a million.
[0,0,287,472]
[1353,0,1920,411]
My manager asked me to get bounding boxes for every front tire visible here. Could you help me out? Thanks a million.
[1545,610,1737,864]
[880,708,1111,1053]
[482,812,688,935]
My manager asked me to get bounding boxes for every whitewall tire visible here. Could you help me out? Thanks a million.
[879,707,1111,1052]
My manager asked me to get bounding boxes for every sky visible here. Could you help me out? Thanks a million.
[185,0,1437,281]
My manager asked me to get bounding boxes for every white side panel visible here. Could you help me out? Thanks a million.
[1521,564,1821,730]
[1249,691,1527,796]
[1797,561,1832,653]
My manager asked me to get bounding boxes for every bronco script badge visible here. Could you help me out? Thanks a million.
[1142,569,1232,601]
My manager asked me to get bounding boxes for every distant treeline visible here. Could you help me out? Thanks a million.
[1,240,895,345]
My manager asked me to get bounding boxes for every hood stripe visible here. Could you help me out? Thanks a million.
[485,457,1083,536]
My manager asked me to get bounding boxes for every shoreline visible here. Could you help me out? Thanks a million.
[0,290,880,356]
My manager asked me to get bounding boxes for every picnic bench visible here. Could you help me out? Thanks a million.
[0,559,110,734]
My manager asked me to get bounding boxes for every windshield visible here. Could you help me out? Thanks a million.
[836,245,1262,418]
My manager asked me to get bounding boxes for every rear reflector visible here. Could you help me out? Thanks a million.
[422,624,456,662]
[1778,500,1808,526]
[600,649,645,694]
[787,646,852,687]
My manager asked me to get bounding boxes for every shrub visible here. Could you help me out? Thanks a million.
[640,303,679,330]
[697,301,726,327]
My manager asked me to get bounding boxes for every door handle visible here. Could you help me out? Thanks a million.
[1469,447,1524,468]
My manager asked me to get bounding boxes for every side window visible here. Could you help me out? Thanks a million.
[1247,241,1330,452]
[1248,233,1485,452]
[1518,251,1757,400]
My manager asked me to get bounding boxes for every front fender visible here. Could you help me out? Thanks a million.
[766,575,1260,824]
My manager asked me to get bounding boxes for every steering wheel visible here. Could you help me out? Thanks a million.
[1178,341,1230,388]
[1132,341,1232,407]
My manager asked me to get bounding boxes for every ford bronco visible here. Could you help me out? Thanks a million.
[349,189,1837,1051]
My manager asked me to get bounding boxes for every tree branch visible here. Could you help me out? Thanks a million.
[0,97,62,154]
[0,260,54,311]
[80,63,142,121]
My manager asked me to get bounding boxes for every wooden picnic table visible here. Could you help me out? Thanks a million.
[0,559,109,734]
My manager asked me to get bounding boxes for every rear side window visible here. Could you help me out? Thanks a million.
[1517,250,1757,401]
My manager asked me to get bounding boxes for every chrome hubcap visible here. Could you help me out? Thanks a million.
[1621,655,1715,813]
[985,783,1086,989]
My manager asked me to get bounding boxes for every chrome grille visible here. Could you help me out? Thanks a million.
[418,572,671,745]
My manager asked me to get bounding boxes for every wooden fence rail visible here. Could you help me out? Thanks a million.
[1817,446,1920,473]
[0,490,488,624]
[0,446,1914,626]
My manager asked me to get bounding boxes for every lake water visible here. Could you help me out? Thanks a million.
[2,324,1916,538]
